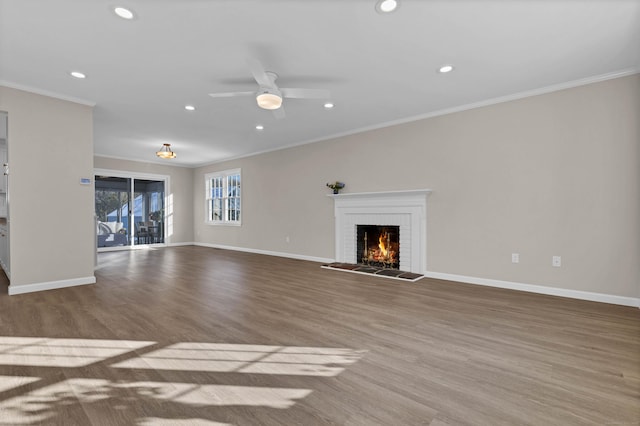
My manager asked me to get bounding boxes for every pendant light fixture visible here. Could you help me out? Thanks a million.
[156,143,177,159]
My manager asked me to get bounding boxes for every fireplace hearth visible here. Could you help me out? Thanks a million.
[321,262,423,282]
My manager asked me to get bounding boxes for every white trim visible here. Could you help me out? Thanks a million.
[9,276,96,296]
[321,265,423,283]
[94,168,171,247]
[94,168,170,181]
[205,222,242,227]
[204,168,242,226]
[194,242,334,264]
[330,190,431,274]
[96,241,194,249]
[193,69,640,168]
[97,243,165,253]
[168,241,195,247]
[327,189,433,200]
[424,271,640,308]
[93,154,192,168]
[89,242,638,308]
[0,81,96,106]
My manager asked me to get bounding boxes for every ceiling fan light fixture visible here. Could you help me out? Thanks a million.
[256,91,283,110]
[156,143,176,159]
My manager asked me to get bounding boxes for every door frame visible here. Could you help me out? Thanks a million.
[94,168,170,252]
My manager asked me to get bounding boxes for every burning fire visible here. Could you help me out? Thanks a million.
[361,227,398,267]
[378,232,389,257]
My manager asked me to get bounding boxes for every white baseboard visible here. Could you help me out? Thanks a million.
[168,242,196,247]
[95,243,639,308]
[9,276,96,296]
[423,271,640,308]
[194,242,334,264]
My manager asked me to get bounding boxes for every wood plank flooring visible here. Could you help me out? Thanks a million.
[0,246,638,425]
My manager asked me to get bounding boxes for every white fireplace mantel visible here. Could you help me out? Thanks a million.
[327,189,432,201]
[329,189,432,274]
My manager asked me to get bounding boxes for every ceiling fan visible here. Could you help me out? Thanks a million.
[208,59,330,119]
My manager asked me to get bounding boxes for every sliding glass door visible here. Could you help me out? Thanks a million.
[95,172,167,250]
[95,176,131,248]
[133,179,165,245]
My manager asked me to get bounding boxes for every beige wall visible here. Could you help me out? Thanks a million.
[194,74,640,299]
[0,86,95,287]
[94,156,194,244]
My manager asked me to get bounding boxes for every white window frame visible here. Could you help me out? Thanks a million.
[205,168,241,226]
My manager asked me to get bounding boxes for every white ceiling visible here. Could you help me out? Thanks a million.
[1,0,639,167]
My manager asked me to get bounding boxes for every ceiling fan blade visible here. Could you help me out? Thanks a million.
[281,88,330,99]
[248,58,274,88]
[273,106,286,120]
[208,91,254,98]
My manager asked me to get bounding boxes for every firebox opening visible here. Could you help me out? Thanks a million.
[356,225,400,270]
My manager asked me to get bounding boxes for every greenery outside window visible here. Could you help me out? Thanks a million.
[205,168,241,225]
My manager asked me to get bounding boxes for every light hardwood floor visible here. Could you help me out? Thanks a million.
[0,246,638,425]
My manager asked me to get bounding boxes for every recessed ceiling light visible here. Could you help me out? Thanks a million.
[376,0,399,13]
[184,105,195,111]
[438,65,454,73]
[114,6,135,20]
[70,71,86,79]
[324,102,335,109]
[255,125,264,130]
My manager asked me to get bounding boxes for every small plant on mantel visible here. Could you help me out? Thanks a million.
[326,181,345,194]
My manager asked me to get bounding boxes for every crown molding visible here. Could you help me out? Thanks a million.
[0,80,96,106]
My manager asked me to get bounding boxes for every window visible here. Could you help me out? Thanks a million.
[205,169,241,225]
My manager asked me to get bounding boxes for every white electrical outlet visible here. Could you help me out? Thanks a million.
[285,236,290,243]
[552,256,561,267]
[512,253,519,263]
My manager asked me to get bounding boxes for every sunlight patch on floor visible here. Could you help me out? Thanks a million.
[90,379,312,408]
[0,337,156,368]
[112,343,366,377]
[0,378,311,424]
[0,377,78,424]
[139,419,231,426]
[0,338,366,424]
[0,375,40,393]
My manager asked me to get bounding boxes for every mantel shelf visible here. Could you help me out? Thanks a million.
[327,189,432,199]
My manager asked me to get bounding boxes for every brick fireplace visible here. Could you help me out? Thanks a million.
[329,190,431,274]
